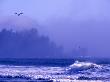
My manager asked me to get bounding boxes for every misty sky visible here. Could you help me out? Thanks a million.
[0,0,110,57]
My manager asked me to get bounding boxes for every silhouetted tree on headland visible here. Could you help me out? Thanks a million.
[0,28,63,58]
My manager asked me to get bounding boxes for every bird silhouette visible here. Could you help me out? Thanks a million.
[14,12,23,16]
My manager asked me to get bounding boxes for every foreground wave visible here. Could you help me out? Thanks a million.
[0,60,109,82]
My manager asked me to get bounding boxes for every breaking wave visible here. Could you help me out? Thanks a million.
[65,61,110,82]
[0,60,109,82]
[66,61,102,73]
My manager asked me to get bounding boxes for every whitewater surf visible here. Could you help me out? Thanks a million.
[0,59,109,82]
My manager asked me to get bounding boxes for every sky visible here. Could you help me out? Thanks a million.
[0,0,110,57]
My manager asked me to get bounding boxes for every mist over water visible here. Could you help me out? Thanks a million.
[0,1,110,82]
[0,0,110,58]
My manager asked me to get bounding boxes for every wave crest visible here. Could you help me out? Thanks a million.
[70,61,101,68]
[66,61,102,74]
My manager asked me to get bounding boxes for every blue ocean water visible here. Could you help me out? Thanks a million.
[0,58,109,82]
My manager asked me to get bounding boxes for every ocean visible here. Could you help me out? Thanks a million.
[0,58,109,82]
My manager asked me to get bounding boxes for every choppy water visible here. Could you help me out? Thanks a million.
[0,58,109,82]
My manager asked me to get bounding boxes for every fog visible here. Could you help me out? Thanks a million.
[0,0,110,57]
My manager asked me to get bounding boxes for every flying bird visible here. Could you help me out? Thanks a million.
[14,12,23,16]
